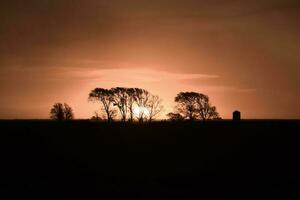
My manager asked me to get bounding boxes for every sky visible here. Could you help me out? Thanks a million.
[0,0,299,119]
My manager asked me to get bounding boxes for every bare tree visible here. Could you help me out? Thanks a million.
[147,94,163,122]
[50,103,74,121]
[199,104,219,120]
[88,87,166,122]
[134,88,150,122]
[126,88,136,122]
[89,88,116,122]
[111,87,129,122]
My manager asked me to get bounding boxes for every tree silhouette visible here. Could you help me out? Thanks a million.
[50,103,74,121]
[89,88,116,122]
[126,88,136,122]
[147,94,163,122]
[173,92,219,121]
[111,87,129,122]
[195,93,219,120]
[134,88,150,122]
[64,103,74,120]
[175,92,200,120]
[166,112,184,121]
[50,103,64,121]
[88,87,163,122]
[91,111,102,121]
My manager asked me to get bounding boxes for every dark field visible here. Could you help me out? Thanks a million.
[0,120,299,198]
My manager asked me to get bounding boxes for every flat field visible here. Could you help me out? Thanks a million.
[0,120,299,198]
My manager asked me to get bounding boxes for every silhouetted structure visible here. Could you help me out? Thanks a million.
[233,111,241,121]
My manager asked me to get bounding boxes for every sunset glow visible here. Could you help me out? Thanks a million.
[1,1,299,197]
[0,0,299,119]
[133,107,150,118]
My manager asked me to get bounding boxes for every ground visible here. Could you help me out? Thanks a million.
[0,120,299,199]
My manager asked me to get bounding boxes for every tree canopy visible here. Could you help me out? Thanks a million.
[51,88,221,122]
[88,87,163,122]
[169,92,220,121]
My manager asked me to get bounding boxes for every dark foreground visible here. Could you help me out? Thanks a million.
[0,120,299,199]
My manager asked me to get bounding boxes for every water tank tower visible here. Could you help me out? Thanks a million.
[233,111,241,121]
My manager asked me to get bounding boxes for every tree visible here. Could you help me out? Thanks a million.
[126,88,136,122]
[195,94,219,120]
[173,92,219,121]
[147,94,163,122]
[50,103,74,121]
[111,87,129,122]
[166,112,184,121]
[64,103,74,120]
[89,88,116,122]
[174,92,200,120]
[134,88,150,122]
[88,87,165,122]
[91,111,102,121]
[50,103,64,121]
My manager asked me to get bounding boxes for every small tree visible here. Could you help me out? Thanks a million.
[50,103,74,121]
[166,112,184,121]
[91,111,102,121]
[50,103,64,121]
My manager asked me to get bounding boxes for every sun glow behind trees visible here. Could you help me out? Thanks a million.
[0,1,299,120]
[87,86,220,122]
[133,106,150,119]
[89,87,163,122]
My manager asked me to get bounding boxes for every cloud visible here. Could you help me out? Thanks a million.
[236,88,257,93]
[68,68,219,83]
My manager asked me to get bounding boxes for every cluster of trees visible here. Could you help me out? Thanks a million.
[89,87,163,122]
[167,92,220,121]
[50,103,74,121]
[49,89,220,122]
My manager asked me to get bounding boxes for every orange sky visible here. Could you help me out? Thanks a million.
[0,0,299,119]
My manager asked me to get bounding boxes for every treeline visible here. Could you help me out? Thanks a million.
[50,87,220,122]
[89,87,163,122]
